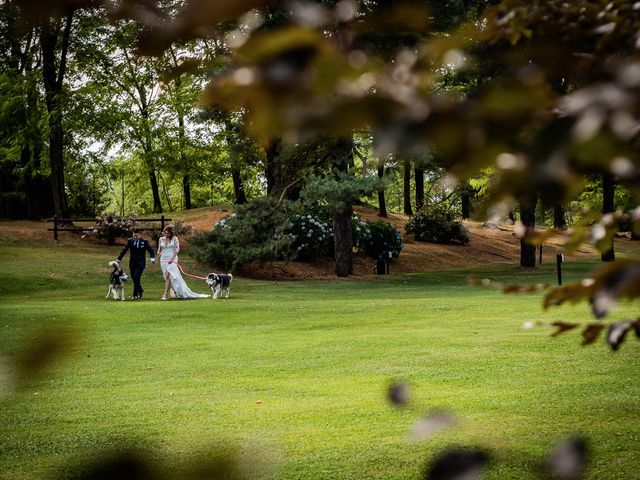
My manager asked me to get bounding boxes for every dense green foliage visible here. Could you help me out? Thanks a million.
[289,206,334,260]
[361,219,404,259]
[188,197,293,270]
[406,204,470,245]
[189,201,403,268]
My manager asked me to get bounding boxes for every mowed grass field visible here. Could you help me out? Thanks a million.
[0,238,639,479]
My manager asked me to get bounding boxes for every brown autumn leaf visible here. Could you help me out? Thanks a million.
[580,324,606,346]
[550,321,579,337]
[544,283,593,310]
[502,283,524,294]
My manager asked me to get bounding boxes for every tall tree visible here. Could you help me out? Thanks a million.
[377,162,388,217]
[552,204,566,229]
[414,164,424,210]
[402,156,413,215]
[0,0,51,219]
[40,12,74,218]
[91,22,164,212]
[331,137,355,277]
[519,194,538,268]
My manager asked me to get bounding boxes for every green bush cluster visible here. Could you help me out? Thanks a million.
[405,204,470,245]
[288,206,402,261]
[189,197,293,270]
[190,201,405,269]
[362,220,404,259]
[288,206,370,260]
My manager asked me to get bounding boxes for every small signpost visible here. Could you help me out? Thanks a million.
[376,251,393,275]
[556,252,564,286]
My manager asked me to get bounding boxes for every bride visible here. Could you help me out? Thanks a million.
[157,225,209,300]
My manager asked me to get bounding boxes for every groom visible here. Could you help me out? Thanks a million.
[116,228,155,300]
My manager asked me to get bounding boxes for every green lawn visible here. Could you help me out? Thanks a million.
[0,240,638,480]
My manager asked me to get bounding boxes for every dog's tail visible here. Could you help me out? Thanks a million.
[109,260,120,269]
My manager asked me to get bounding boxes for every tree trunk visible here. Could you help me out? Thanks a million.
[414,166,424,210]
[519,194,538,268]
[553,203,566,229]
[232,167,247,204]
[140,113,162,213]
[178,124,191,209]
[265,139,281,195]
[149,167,162,213]
[170,52,192,210]
[40,14,73,219]
[601,173,615,262]
[461,193,471,219]
[377,164,387,217]
[332,136,354,277]
[182,174,191,209]
[333,204,353,277]
[403,157,413,215]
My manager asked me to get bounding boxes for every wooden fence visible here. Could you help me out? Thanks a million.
[48,215,171,241]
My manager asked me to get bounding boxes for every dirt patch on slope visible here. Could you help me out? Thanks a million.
[0,205,608,279]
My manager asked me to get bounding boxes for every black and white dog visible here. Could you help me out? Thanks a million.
[206,273,233,299]
[106,260,129,301]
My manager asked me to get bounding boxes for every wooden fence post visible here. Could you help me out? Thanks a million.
[53,215,58,241]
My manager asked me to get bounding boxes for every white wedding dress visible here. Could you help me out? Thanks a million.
[158,236,210,299]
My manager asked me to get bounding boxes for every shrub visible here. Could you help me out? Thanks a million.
[406,204,470,245]
[92,214,137,245]
[289,207,334,260]
[288,205,377,260]
[189,197,293,270]
[349,214,371,253]
[362,220,404,259]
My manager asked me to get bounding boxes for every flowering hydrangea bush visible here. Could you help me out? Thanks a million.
[361,220,404,259]
[215,214,235,229]
[288,206,403,261]
[289,212,333,259]
[351,215,371,254]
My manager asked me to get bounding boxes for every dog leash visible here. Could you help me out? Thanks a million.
[176,263,208,281]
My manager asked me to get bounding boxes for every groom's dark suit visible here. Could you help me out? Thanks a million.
[117,236,155,299]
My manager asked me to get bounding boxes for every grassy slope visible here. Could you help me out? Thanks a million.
[0,240,639,480]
